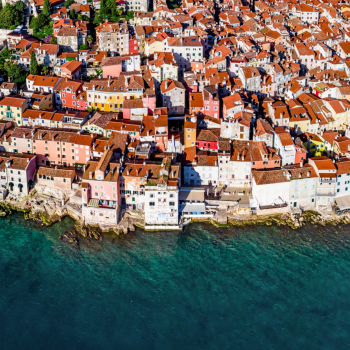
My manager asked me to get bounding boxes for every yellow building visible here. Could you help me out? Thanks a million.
[288,106,311,134]
[83,112,115,137]
[149,52,179,86]
[184,115,197,148]
[300,132,325,157]
[86,77,144,113]
[31,93,53,110]
[323,99,350,130]
[0,96,29,126]
[145,37,163,56]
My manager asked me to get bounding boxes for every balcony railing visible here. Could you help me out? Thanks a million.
[317,193,336,197]
[319,179,336,184]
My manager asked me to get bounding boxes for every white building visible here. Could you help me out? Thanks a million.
[164,36,203,72]
[144,183,179,226]
[308,156,337,208]
[274,128,296,166]
[251,168,290,215]
[335,159,350,202]
[125,0,149,12]
[286,164,317,210]
[237,67,261,92]
[184,152,219,186]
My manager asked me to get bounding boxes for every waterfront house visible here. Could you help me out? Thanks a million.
[308,156,337,208]
[335,159,350,210]
[0,153,36,196]
[37,166,76,192]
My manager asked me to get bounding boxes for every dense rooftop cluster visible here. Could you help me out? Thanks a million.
[1,0,350,227]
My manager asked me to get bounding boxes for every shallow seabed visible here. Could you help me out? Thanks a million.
[1,213,350,350]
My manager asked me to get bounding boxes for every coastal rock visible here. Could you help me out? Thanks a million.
[59,229,79,248]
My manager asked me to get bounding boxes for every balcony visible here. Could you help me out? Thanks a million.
[319,179,336,184]
[86,198,117,209]
[317,193,336,197]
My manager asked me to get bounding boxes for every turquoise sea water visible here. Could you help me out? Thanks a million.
[1,214,350,349]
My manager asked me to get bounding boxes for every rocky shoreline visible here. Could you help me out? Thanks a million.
[1,198,350,246]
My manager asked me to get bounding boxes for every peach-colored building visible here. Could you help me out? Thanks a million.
[37,166,76,191]
[10,127,97,168]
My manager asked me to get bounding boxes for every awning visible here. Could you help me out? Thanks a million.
[336,195,350,210]
[88,198,99,207]
[180,203,206,213]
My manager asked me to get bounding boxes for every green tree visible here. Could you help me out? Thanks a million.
[64,0,75,7]
[50,36,57,44]
[0,48,12,60]
[93,14,103,26]
[41,65,49,75]
[42,0,51,17]
[106,0,116,14]
[99,0,107,18]
[87,35,93,47]
[77,13,82,20]
[0,48,12,72]
[4,61,27,83]
[30,51,39,75]
[29,16,39,29]
[126,11,134,20]
[79,44,88,50]
[69,9,75,19]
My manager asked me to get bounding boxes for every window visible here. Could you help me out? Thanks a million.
[169,202,175,206]
[149,202,155,206]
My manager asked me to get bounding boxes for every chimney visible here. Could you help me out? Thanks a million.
[89,171,92,179]
[91,133,93,138]
[300,161,303,167]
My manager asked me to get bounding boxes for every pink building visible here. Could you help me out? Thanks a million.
[203,86,220,119]
[260,75,275,97]
[101,56,122,78]
[294,137,307,164]
[196,129,220,151]
[143,94,156,114]
[10,127,97,168]
[81,151,121,226]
